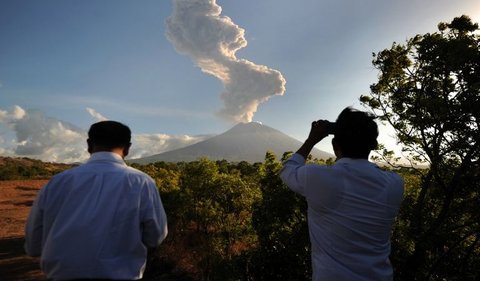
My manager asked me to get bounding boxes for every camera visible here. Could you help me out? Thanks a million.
[326,122,336,135]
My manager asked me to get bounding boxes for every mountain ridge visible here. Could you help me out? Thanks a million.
[130,122,334,164]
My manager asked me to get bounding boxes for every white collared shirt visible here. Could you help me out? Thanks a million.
[25,152,168,280]
[280,153,404,281]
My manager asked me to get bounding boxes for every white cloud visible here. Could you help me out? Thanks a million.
[86,107,108,122]
[128,133,213,160]
[166,0,286,123]
[0,105,26,122]
[0,105,212,163]
[2,106,88,163]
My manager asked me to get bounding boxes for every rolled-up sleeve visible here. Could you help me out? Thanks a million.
[141,180,168,248]
[279,153,308,196]
[24,188,45,257]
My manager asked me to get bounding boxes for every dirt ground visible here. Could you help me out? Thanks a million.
[0,180,49,281]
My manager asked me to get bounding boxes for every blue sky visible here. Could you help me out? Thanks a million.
[0,0,479,162]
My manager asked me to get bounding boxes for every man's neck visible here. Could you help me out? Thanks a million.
[90,147,125,159]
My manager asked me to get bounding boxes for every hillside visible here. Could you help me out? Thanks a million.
[130,122,334,164]
[0,157,73,180]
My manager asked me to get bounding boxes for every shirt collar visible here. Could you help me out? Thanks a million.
[87,151,126,165]
[336,157,375,166]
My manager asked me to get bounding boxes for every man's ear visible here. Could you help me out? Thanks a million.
[332,138,342,158]
[332,138,338,150]
[87,139,93,154]
[122,143,131,158]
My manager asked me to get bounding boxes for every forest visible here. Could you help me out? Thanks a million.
[131,146,477,280]
[3,150,476,280]
[129,153,420,280]
[1,15,478,281]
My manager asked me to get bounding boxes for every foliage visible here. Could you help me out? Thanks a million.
[247,151,310,281]
[136,158,263,281]
[361,15,480,280]
[0,156,72,180]
[9,145,478,280]
[131,152,314,281]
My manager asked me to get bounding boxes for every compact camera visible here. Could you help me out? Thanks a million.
[326,122,336,135]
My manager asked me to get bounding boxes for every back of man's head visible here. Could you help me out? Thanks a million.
[333,107,378,159]
[88,120,131,149]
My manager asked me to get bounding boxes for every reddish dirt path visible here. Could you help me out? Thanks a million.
[0,180,48,280]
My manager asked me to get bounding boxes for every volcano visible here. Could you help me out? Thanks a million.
[130,122,333,164]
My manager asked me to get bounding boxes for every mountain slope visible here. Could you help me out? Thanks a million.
[130,122,333,164]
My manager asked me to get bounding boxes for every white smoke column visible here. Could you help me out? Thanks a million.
[166,0,286,123]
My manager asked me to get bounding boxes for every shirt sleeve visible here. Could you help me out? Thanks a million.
[24,187,46,257]
[279,153,308,196]
[140,178,168,248]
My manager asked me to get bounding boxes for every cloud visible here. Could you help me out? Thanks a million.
[0,106,212,163]
[128,133,212,159]
[0,105,26,121]
[86,107,108,122]
[166,0,286,123]
[0,106,88,163]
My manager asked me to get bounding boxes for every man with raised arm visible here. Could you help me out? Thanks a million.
[25,120,168,281]
[280,107,404,281]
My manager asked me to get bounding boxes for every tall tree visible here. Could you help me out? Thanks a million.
[176,158,262,281]
[361,15,480,280]
[250,151,310,281]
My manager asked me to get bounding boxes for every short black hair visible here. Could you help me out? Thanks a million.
[88,120,131,149]
[333,107,378,158]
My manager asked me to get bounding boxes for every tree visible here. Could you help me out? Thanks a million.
[207,173,261,280]
[162,158,262,281]
[249,151,310,281]
[360,15,480,280]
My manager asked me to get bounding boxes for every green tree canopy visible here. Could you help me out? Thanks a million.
[361,15,479,280]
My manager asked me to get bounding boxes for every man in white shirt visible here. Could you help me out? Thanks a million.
[25,120,168,281]
[280,107,404,281]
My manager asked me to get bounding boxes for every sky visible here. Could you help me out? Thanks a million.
[1,0,479,163]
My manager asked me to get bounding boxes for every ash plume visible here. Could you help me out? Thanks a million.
[166,0,286,123]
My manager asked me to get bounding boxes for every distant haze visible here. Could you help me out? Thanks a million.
[130,122,333,164]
